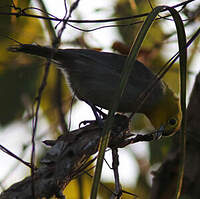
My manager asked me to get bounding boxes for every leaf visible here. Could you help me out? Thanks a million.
[0,0,44,125]
[0,65,40,125]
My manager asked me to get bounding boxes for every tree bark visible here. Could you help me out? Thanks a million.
[0,115,129,199]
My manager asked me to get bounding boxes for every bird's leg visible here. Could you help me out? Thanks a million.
[86,101,103,125]
[79,101,105,128]
[93,106,108,120]
[79,120,97,127]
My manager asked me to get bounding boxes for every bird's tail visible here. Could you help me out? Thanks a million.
[8,44,63,61]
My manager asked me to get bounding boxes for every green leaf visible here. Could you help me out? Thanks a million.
[0,65,40,125]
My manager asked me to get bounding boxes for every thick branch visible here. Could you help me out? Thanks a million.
[0,115,129,199]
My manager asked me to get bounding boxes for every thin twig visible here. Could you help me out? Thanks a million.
[0,0,195,24]
[55,71,68,133]
[29,1,82,196]
[111,148,122,199]
[31,59,51,198]
[0,144,32,169]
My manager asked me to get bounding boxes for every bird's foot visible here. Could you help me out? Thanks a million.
[152,126,164,140]
[79,120,98,128]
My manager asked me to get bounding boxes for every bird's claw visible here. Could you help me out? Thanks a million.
[152,130,163,140]
[152,126,165,140]
[79,120,97,128]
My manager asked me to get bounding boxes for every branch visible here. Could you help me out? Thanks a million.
[0,109,170,199]
[0,114,130,199]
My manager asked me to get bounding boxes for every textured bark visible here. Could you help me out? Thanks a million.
[0,115,129,199]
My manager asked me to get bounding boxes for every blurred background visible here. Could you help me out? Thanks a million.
[0,0,200,198]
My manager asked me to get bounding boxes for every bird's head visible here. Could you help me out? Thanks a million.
[146,86,182,137]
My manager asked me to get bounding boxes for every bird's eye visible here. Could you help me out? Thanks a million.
[168,118,177,126]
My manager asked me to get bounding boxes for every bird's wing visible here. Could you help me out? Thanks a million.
[58,49,165,113]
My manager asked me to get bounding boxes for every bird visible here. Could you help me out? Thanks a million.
[8,44,182,136]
